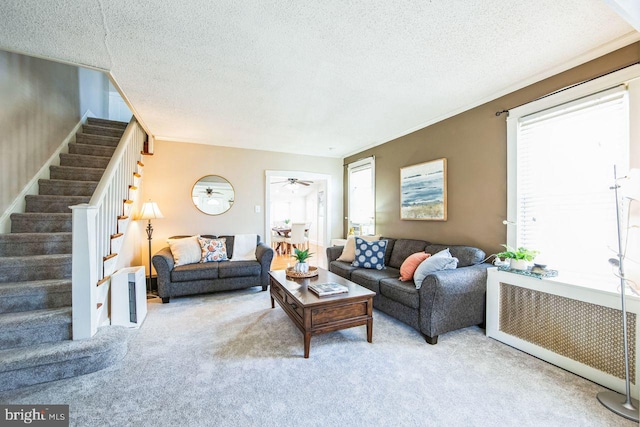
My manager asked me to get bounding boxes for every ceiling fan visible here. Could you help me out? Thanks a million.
[273,178,314,187]
[198,187,223,197]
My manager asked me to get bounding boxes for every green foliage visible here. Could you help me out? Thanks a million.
[495,245,539,262]
[292,248,313,263]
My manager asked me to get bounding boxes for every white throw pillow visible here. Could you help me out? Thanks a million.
[231,234,257,261]
[337,235,381,262]
[413,248,459,289]
[167,236,202,266]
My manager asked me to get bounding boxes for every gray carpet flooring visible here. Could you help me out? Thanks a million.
[0,287,634,427]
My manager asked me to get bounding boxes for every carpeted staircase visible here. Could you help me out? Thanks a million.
[0,117,131,392]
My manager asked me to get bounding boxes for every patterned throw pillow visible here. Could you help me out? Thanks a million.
[351,237,387,270]
[198,237,228,263]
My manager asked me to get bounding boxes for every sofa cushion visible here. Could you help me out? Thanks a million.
[217,260,261,278]
[337,235,380,262]
[388,239,430,269]
[218,235,261,259]
[329,261,358,279]
[350,267,399,294]
[399,252,430,281]
[425,244,485,267]
[379,278,419,309]
[352,238,387,270]
[231,234,258,261]
[198,236,228,262]
[380,237,396,266]
[167,236,201,266]
[413,248,458,289]
[171,262,219,282]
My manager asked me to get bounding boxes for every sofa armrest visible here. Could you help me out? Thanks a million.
[152,247,175,298]
[326,245,344,263]
[256,242,274,290]
[418,263,491,338]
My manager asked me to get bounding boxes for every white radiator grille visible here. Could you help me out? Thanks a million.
[499,282,636,382]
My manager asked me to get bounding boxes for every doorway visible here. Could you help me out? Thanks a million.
[265,170,331,269]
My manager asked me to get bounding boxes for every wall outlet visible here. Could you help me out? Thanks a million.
[255,205,261,213]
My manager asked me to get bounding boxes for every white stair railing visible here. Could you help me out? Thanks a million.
[71,117,146,339]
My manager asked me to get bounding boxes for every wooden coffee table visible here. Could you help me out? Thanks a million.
[269,268,375,358]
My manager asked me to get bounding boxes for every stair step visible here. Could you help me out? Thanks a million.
[75,133,120,147]
[50,165,105,182]
[86,117,129,130]
[0,254,71,282]
[10,213,72,233]
[68,142,116,157]
[0,232,71,257]
[38,179,98,196]
[0,326,128,392]
[59,153,111,169]
[82,125,125,138]
[0,279,71,314]
[0,307,72,350]
[25,195,90,213]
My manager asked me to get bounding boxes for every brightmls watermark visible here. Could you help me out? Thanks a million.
[0,405,68,426]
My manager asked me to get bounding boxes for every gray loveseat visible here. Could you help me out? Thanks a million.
[152,235,274,303]
[327,238,490,344]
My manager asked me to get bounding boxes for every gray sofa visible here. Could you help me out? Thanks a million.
[152,235,274,303]
[327,238,490,344]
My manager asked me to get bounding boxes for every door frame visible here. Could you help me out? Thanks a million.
[265,170,331,249]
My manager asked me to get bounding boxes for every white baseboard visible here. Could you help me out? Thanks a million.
[0,110,94,233]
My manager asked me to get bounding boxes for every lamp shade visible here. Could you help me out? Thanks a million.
[139,201,164,220]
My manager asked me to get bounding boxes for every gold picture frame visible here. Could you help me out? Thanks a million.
[400,158,447,221]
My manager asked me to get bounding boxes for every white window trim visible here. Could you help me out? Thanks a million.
[506,64,640,250]
[347,156,375,235]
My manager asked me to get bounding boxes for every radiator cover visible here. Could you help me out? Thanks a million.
[499,282,636,383]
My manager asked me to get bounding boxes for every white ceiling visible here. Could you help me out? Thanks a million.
[1,1,637,158]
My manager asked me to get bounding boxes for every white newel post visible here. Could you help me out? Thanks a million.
[71,204,99,340]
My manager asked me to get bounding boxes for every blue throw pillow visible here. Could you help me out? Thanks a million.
[413,248,458,289]
[352,237,387,270]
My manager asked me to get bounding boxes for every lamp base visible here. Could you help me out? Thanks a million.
[597,391,639,421]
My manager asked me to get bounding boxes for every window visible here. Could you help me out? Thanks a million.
[347,157,375,236]
[507,66,640,287]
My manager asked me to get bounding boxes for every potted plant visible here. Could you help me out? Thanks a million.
[495,245,539,271]
[292,248,313,273]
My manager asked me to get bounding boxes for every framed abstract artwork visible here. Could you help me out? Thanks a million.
[400,158,447,221]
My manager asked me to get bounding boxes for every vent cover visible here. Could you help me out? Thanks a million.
[499,282,636,382]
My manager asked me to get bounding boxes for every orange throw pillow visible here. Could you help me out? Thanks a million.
[399,252,430,281]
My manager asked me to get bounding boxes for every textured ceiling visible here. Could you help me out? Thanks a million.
[1,1,637,157]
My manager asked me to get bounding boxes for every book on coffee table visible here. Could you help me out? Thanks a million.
[308,282,349,297]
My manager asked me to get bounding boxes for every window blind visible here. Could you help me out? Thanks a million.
[516,87,628,282]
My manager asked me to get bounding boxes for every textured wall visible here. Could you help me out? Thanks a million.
[141,140,343,273]
[0,50,80,214]
[343,43,640,258]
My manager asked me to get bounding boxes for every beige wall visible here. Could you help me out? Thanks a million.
[141,140,343,272]
[0,50,80,214]
[344,43,640,257]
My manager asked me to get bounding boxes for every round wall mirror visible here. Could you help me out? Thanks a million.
[191,175,235,215]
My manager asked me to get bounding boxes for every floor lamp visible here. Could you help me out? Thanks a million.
[138,201,164,299]
[597,167,639,421]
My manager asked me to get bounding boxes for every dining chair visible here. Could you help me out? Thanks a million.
[286,222,308,254]
[271,229,286,255]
